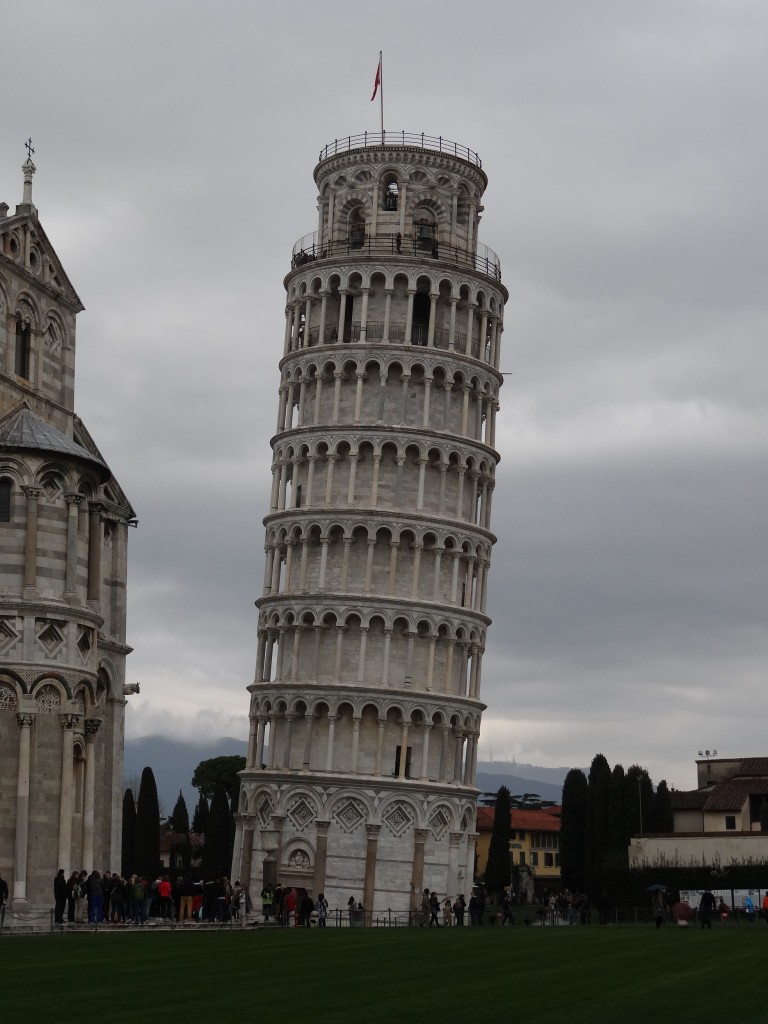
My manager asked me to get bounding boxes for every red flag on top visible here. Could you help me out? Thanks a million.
[371,59,381,101]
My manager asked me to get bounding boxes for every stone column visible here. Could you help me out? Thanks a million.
[420,724,432,780]
[448,297,458,350]
[240,820,254,893]
[398,719,410,778]
[13,713,33,903]
[87,503,103,604]
[404,289,415,343]
[22,486,40,593]
[351,716,361,773]
[302,712,314,768]
[410,828,428,915]
[255,715,266,767]
[312,820,331,894]
[82,720,101,871]
[58,714,79,869]
[448,831,464,898]
[63,493,83,597]
[246,714,257,768]
[375,718,386,776]
[382,290,393,342]
[325,714,336,771]
[363,824,381,923]
[427,294,438,347]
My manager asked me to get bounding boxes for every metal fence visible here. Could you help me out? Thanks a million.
[318,132,482,168]
[291,231,501,282]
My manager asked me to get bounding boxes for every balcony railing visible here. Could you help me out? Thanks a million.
[291,231,501,282]
[300,320,486,360]
[318,131,482,168]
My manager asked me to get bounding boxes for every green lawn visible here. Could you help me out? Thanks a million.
[3,924,763,1023]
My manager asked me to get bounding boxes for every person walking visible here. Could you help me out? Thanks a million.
[453,894,466,926]
[699,889,716,930]
[315,892,328,928]
[0,871,8,927]
[54,869,68,924]
[652,889,666,929]
[261,884,274,923]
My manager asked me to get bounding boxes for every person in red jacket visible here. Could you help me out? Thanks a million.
[284,887,297,927]
[158,875,172,920]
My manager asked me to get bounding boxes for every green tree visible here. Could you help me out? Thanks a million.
[484,785,512,894]
[169,790,190,834]
[607,763,626,850]
[121,787,136,877]
[560,768,589,891]
[169,790,191,871]
[191,755,246,804]
[134,767,161,878]
[192,792,209,835]
[202,784,231,878]
[654,779,674,833]
[587,754,611,898]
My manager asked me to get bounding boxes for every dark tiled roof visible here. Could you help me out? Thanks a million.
[0,403,108,476]
[735,758,768,778]
[671,790,708,810]
[702,779,754,812]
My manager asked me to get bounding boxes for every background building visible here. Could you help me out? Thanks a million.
[233,131,507,916]
[629,756,768,868]
[476,804,562,895]
[0,155,135,913]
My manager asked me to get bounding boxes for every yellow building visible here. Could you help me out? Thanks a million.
[476,805,562,892]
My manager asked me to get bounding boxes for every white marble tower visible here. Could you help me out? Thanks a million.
[233,132,506,918]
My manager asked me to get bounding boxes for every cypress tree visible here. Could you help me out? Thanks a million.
[169,790,191,871]
[586,754,611,898]
[607,763,626,851]
[202,784,231,879]
[654,779,674,833]
[484,785,512,895]
[192,792,209,835]
[170,790,190,834]
[560,768,588,891]
[134,766,161,879]
[121,788,137,877]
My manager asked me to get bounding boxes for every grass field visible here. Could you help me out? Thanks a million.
[3,924,764,1023]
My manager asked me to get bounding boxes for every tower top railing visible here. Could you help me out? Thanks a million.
[290,230,501,282]
[318,132,482,169]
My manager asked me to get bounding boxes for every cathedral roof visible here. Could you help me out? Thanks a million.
[0,402,110,479]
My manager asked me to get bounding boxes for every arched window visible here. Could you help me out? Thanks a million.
[383,177,399,211]
[15,319,31,380]
[348,207,366,250]
[0,479,10,522]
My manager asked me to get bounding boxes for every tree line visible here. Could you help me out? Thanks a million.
[121,755,246,879]
[559,754,673,898]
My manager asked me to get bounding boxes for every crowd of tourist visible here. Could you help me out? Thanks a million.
[52,869,252,925]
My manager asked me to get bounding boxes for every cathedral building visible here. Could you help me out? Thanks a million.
[0,154,135,914]
[233,131,506,916]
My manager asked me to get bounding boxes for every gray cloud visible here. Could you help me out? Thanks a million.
[4,0,766,793]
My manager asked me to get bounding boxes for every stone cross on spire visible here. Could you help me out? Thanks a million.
[21,138,37,213]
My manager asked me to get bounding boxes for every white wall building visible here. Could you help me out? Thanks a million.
[232,131,507,918]
[0,155,135,915]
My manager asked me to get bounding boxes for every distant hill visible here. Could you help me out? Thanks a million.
[124,735,247,815]
[124,739,575,814]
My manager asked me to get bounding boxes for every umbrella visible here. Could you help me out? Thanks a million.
[645,883,667,892]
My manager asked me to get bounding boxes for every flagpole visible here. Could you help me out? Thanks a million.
[379,50,384,140]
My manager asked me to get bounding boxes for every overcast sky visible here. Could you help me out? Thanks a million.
[4,1,766,792]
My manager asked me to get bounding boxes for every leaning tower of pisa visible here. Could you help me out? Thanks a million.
[232,131,506,918]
